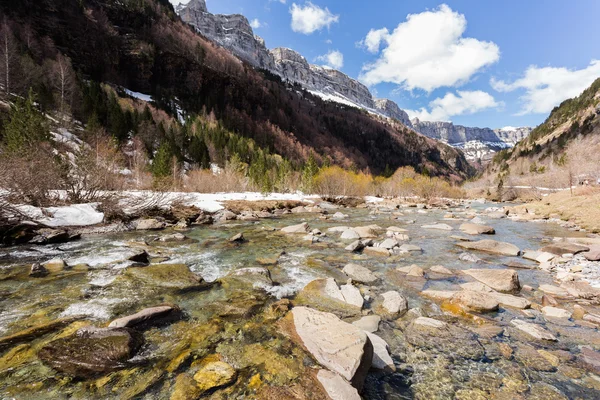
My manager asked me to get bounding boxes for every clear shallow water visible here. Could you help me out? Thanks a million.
[0,203,599,399]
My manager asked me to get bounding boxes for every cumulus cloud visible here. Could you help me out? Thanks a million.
[406,90,502,122]
[359,4,500,92]
[290,2,339,35]
[250,19,263,29]
[316,50,344,69]
[491,60,600,115]
[358,28,390,54]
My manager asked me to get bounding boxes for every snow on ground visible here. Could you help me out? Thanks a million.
[35,203,105,227]
[124,88,153,102]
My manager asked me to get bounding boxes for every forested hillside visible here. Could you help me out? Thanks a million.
[0,0,473,193]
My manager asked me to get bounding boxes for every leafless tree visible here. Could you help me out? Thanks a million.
[47,53,77,120]
[0,17,18,98]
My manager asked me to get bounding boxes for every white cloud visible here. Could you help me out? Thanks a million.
[359,4,500,92]
[290,2,339,35]
[250,18,263,29]
[491,60,600,115]
[358,28,390,54]
[316,50,344,69]
[325,39,333,44]
[406,90,502,122]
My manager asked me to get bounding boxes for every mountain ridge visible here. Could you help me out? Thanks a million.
[178,0,530,161]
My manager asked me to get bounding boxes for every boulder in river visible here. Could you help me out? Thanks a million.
[422,223,453,231]
[341,229,361,240]
[38,327,144,378]
[541,243,590,256]
[541,306,572,319]
[457,239,521,256]
[108,305,182,330]
[459,223,496,235]
[583,245,600,261]
[316,370,361,400]
[463,268,521,293]
[280,306,373,390]
[134,218,167,231]
[451,290,499,313]
[295,279,362,317]
[229,233,245,243]
[510,320,557,341]
[345,240,365,252]
[342,263,378,284]
[366,332,395,372]
[375,291,408,320]
[281,222,310,234]
[123,264,210,292]
[29,263,49,278]
[351,315,381,333]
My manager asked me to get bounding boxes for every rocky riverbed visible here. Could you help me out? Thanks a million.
[1,198,600,399]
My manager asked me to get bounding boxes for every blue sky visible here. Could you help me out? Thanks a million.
[171,0,600,129]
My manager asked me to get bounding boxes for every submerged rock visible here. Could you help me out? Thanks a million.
[281,306,373,390]
[38,327,144,378]
[193,360,237,393]
[422,223,453,231]
[108,305,182,330]
[463,268,521,293]
[457,239,520,256]
[123,264,210,292]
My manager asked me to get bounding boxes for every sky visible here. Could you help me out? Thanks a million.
[170,0,600,129]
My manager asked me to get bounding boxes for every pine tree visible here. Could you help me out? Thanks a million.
[2,89,49,153]
[189,135,210,169]
[152,141,174,178]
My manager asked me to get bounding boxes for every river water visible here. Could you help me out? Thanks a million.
[0,202,599,399]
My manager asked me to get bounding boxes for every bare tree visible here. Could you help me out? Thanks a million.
[47,53,77,120]
[0,18,18,98]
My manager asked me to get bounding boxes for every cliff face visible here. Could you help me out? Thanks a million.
[179,0,276,71]
[178,0,530,162]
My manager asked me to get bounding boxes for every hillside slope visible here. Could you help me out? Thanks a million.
[472,77,600,196]
[0,0,473,179]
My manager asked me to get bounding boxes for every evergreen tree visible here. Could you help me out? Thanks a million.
[152,141,174,178]
[189,135,210,169]
[2,90,49,153]
[301,152,319,193]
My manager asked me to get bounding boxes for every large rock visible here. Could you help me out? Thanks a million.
[463,268,520,293]
[539,284,570,298]
[340,284,364,308]
[491,293,531,309]
[542,306,572,319]
[281,222,310,234]
[457,240,520,256]
[108,306,182,329]
[583,245,600,261]
[510,320,557,341]
[459,223,495,235]
[364,247,390,257]
[38,327,144,378]
[366,332,395,372]
[375,291,408,320]
[352,226,378,239]
[541,243,589,256]
[282,307,373,390]
[316,370,360,400]
[351,315,380,333]
[295,279,362,317]
[451,290,499,313]
[342,264,378,284]
[134,218,166,231]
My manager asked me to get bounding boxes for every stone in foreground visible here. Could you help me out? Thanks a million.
[366,332,395,372]
[451,290,499,313]
[281,222,310,234]
[375,291,408,320]
[316,370,360,400]
[457,239,520,256]
[352,315,381,333]
[282,307,373,390]
[463,268,521,293]
[541,243,590,256]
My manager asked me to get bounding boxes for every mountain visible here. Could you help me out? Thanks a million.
[178,0,529,162]
[411,120,533,162]
[481,77,600,189]
[0,0,473,179]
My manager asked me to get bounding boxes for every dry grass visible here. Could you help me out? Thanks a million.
[511,186,600,233]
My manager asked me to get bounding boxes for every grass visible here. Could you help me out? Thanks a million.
[511,187,600,233]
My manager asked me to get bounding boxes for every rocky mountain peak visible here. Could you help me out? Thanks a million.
[375,99,413,128]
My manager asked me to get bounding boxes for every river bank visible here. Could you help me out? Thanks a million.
[1,195,600,399]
